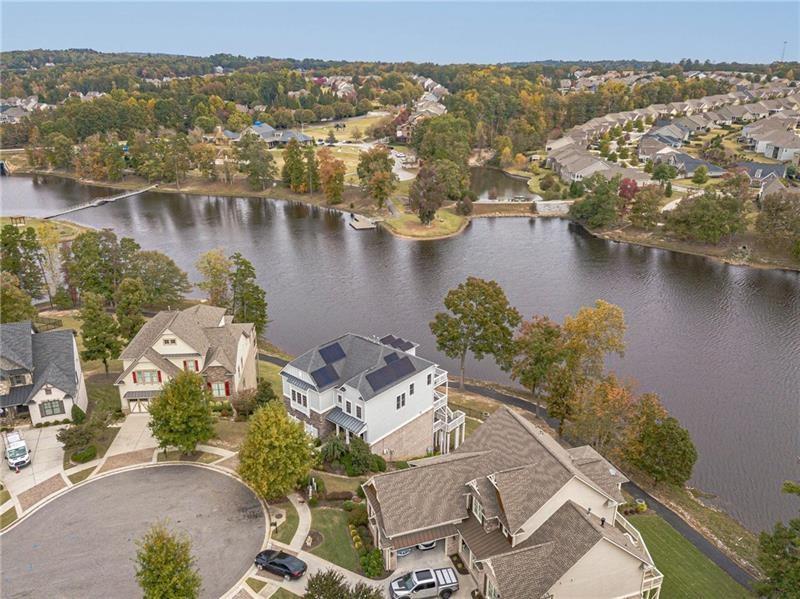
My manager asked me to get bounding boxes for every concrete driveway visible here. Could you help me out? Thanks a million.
[0,465,266,599]
[389,544,477,598]
[106,413,156,456]
[0,425,66,496]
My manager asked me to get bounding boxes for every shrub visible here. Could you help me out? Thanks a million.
[308,496,319,507]
[321,434,348,464]
[53,287,74,309]
[71,445,97,463]
[455,197,473,216]
[348,504,368,527]
[540,174,554,191]
[356,485,366,499]
[343,500,355,511]
[393,461,410,470]
[370,454,387,472]
[360,549,384,578]
[34,422,42,428]
[325,491,352,501]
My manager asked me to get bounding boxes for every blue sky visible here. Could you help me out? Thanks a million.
[2,2,798,64]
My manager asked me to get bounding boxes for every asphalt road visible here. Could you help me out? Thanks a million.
[0,465,265,599]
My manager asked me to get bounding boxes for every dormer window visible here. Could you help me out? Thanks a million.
[472,497,484,523]
[10,374,26,386]
[163,338,177,346]
[44,387,52,395]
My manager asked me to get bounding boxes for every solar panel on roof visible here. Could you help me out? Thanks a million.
[365,356,415,392]
[319,342,346,364]
[384,353,399,364]
[310,363,338,387]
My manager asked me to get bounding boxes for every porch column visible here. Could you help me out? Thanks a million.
[345,429,351,444]
[454,424,461,449]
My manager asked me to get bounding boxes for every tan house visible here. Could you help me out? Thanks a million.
[363,407,663,599]
[115,305,258,412]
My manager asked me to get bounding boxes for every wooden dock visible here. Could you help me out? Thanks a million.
[43,184,159,219]
[349,214,377,230]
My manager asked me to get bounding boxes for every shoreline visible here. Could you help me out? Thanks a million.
[7,170,799,271]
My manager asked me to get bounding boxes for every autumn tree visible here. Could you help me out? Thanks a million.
[692,165,709,184]
[135,522,202,599]
[132,250,192,308]
[357,147,396,209]
[629,185,663,230]
[631,412,697,486]
[511,316,565,418]
[568,175,621,228]
[430,277,521,389]
[318,147,346,204]
[238,401,313,500]
[149,371,215,455]
[666,187,746,244]
[196,248,232,307]
[115,277,147,342]
[35,221,62,301]
[568,374,637,456]
[0,224,45,299]
[409,163,448,225]
[562,299,626,382]
[79,291,121,374]
[757,191,800,261]
[304,145,321,194]
[0,272,37,323]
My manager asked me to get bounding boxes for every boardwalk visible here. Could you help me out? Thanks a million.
[44,184,158,219]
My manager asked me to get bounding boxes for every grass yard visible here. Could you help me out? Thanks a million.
[50,311,123,373]
[382,208,466,239]
[0,506,18,529]
[314,471,365,496]
[209,418,249,450]
[67,466,96,484]
[0,486,11,504]
[298,113,392,142]
[271,589,301,599]
[0,217,89,241]
[245,578,267,593]
[270,500,299,544]
[309,507,362,573]
[86,373,123,417]
[258,360,284,392]
[629,515,751,599]
[156,450,219,463]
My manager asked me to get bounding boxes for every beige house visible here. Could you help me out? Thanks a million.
[364,407,663,599]
[0,322,88,426]
[115,305,258,412]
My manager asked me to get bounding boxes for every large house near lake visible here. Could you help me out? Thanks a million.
[280,333,465,459]
[0,322,88,426]
[115,305,258,412]
[364,407,663,599]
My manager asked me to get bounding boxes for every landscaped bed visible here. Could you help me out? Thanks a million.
[629,514,750,599]
[67,466,96,485]
[0,506,18,529]
[155,450,219,464]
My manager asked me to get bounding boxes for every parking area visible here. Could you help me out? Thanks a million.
[0,425,66,496]
[390,543,477,598]
[0,464,266,599]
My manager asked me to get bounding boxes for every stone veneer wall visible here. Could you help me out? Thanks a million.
[369,409,434,460]
[282,396,335,438]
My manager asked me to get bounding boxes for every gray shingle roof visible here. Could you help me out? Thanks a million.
[285,333,434,400]
[0,324,79,407]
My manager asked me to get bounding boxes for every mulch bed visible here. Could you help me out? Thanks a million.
[97,448,154,473]
[304,530,323,551]
[18,474,66,511]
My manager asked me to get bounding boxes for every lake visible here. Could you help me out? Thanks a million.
[1,173,798,533]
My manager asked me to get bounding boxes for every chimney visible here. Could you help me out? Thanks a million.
[601,517,606,527]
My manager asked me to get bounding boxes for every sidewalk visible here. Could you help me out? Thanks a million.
[287,492,311,551]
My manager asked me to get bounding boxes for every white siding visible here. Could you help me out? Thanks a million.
[29,386,74,425]
[363,366,436,444]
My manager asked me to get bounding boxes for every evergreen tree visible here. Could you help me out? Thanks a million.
[196,248,232,307]
[229,252,268,335]
[235,132,277,191]
[115,277,147,342]
[409,163,448,224]
[304,144,320,194]
[79,292,121,374]
[281,138,306,192]
[0,272,37,323]
[0,224,45,299]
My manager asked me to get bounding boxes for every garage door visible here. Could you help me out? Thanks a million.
[129,398,149,413]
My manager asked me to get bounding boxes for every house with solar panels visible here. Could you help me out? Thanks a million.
[280,333,466,460]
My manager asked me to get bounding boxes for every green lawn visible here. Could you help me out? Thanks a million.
[67,466,96,485]
[246,577,267,593]
[86,374,122,417]
[271,589,301,599]
[310,507,362,573]
[382,208,465,239]
[258,360,284,393]
[0,487,10,504]
[209,418,249,450]
[314,471,365,496]
[156,450,219,463]
[271,500,299,544]
[629,515,751,599]
[0,506,18,529]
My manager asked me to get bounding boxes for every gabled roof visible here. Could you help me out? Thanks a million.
[0,321,34,372]
[285,333,434,400]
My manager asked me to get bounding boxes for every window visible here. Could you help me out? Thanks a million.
[212,382,226,397]
[409,383,414,396]
[416,582,435,591]
[346,400,352,414]
[291,388,307,407]
[356,405,362,419]
[10,374,26,386]
[183,360,198,372]
[163,338,177,345]
[337,394,342,405]
[427,373,432,385]
[485,579,499,599]
[396,393,406,410]
[472,497,484,522]
[39,400,65,417]
[44,387,52,395]
[136,370,159,384]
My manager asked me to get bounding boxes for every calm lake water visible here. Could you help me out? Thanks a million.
[2,173,798,532]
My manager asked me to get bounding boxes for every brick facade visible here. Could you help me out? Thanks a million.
[369,409,434,460]
[283,396,335,438]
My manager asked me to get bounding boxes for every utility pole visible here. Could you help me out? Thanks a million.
[781,41,788,62]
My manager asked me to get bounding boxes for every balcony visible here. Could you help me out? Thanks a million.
[433,368,448,388]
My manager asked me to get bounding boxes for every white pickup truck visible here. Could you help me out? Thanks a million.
[389,567,459,599]
[3,430,31,470]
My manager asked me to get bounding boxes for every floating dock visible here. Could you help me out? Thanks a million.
[349,214,377,230]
